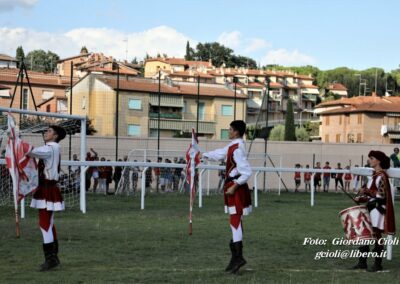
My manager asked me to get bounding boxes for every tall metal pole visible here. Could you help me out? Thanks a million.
[233,76,237,120]
[115,63,120,161]
[19,65,24,129]
[157,70,161,156]
[263,78,270,191]
[69,61,73,162]
[196,75,200,133]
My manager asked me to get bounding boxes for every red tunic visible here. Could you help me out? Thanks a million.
[224,143,252,216]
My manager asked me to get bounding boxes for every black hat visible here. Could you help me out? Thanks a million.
[49,125,66,142]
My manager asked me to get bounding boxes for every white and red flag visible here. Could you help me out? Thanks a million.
[185,128,200,235]
[5,113,38,237]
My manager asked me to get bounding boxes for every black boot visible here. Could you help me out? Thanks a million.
[225,240,235,272]
[352,245,369,269]
[53,240,60,265]
[230,241,246,274]
[40,242,59,271]
[368,245,383,272]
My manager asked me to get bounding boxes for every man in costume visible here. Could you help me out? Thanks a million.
[28,125,66,271]
[353,150,396,272]
[202,120,252,274]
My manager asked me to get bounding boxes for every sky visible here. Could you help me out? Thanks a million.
[0,0,399,71]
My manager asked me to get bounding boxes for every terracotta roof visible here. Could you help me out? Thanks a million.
[98,77,246,99]
[285,84,299,89]
[0,84,11,90]
[295,74,313,80]
[327,83,347,91]
[57,53,92,63]
[0,54,17,62]
[0,68,76,87]
[145,58,212,68]
[300,84,319,89]
[317,95,400,114]
[85,66,139,76]
[168,71,214,79]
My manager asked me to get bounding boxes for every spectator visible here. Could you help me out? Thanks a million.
[145,159,153,189]
[113,159,123,193]
[98,157,107,194]
[323,162,331,192]
[164,159,173,192]
[121,156,132,195]
[154,157,162,192]
[390,147,400,190]
[178,158,187,192]
[353,165,360,192]
[344,166,352,192]
[173,157,181,191]
[71,154,80,174]
[85,151,94,192]
[217,161,226,193]
[92,156,100,193]
[334,163,344,193]
[313,162,322,192]
[105,160,113,195]
[131,160,139,193]
[294,164,301,193]
[304,165,311,192]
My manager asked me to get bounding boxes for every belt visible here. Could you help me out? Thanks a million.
[225,174,241,184]
[367,198,386,214]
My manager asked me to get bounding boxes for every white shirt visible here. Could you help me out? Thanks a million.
[28,142,61,181]
[203,138,252,185]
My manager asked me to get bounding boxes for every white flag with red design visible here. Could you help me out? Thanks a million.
[186,128,200,235]
[5,113,38,202]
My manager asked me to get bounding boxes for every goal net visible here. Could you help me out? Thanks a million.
[0,107,87,212]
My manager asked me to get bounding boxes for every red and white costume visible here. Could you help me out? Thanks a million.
[29,142,64,244]
[203,138,252,242]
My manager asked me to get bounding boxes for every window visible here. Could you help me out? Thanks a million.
[325,134,329,142]
[357,114,362,124]
[339,115,342,125]
[0,89,9,97]
[221,129,229,139]
[325,116,330,126]
[128,99,142,110]
[199,102,205,120]
[46,105,51,112]
[221,105,233,116]
[336,134,341,143]
[183,101,187,113]
[357,133,362,143]
[22,89,28,110]
[127,124,141,136]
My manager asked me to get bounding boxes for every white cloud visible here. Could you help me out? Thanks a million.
[262,49,316,66]
[0,0,37,12]
[0,26,195,61]
[217,31,242,49]
[244,38,270,53]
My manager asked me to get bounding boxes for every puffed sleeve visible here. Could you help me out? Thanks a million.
[232,147,252,185]
[203,145,228,162]
[28,145,52,159]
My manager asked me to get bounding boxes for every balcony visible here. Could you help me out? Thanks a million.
[149,112,182,119]
[149,118,215,134]
[387,125,400,133]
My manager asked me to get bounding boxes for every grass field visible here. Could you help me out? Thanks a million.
[1,191,400,284]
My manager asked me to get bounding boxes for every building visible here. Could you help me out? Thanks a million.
[0,54,17,69]
[57,51,140,78]
[0,68,73,113]
[323,82,348,98]
[144,57,213,78]
[68,74,246,138]
[315,93,400,144]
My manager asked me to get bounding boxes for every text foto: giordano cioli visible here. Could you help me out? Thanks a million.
[302,237,399,246]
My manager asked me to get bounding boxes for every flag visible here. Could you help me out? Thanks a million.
[5,113,38,202]
[186,128,200,235]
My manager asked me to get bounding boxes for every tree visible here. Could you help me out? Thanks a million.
[131,57,138,64]
[269,124,285,141]
[284,99,296,141]
[185,41,194,61]
[16,46,25,66]
[25,49,60,73]
[295,127,310,141]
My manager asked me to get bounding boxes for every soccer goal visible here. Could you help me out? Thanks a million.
[0,107,87,214]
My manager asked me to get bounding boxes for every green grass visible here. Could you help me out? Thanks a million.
[1,192,400,284]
